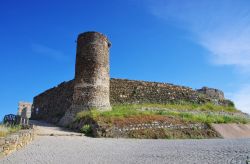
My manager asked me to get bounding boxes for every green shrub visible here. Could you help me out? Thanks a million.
[224,100,235,107]
[80,124,92,136]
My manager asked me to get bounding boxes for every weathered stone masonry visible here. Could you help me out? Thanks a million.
[73,32,111,110]
[32,80,74,123]
[111,78,202,104]
[31,31,233,125]
[57,32,111,126]
[32,78,231,124]
[0,129,35,158]
[197,87,224,100]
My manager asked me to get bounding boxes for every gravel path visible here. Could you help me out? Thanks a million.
[30,120,82,137]
[1,137,250,164]
[0,122,250,164]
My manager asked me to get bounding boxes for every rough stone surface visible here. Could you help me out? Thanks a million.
[17,102,32,119]
[32,80,74,123]
[58,32,111,126]
[32,78,233,125]
[0,129,34,158]
[111,78,216,105]
[73,32,111,110]
[197,86,224,100]
[94,122,215,138]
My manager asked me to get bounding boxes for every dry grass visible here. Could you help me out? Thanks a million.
[0,125,21,137]
[0,125,8,137]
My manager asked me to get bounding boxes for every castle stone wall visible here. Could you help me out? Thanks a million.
[197,87,224,100]
[31,80,74,123]
[110,78,204,104]
[32,78,228,124]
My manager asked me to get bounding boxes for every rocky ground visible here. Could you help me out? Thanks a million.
[0,121,250,164]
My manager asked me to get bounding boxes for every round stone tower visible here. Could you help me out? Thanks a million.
[59,31,111,126]
[73,31,111,111]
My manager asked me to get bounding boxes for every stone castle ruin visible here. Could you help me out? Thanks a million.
[31,31,233,126]
[18,102,32,125]
[17,102,32,117]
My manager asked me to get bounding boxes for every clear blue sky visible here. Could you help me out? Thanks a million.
[1,0,250,119]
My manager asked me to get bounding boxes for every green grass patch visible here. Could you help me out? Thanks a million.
[75,105,151,121]
[75,103,248,124]
[80,124,92,136]
[155,110,249,124]
[127,102,238,112]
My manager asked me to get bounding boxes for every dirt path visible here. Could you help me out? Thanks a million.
[212,123,250,139]
[30,120,82,136]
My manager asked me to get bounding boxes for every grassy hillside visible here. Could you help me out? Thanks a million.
[76,103,248,124]
[72,103,249,139]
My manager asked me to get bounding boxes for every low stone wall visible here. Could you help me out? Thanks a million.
[99,122,210,138]
[115,122,208,132]
[70,115,220,139]
[0,129,35,158]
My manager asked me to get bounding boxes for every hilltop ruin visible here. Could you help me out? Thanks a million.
[31,31,233,126]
